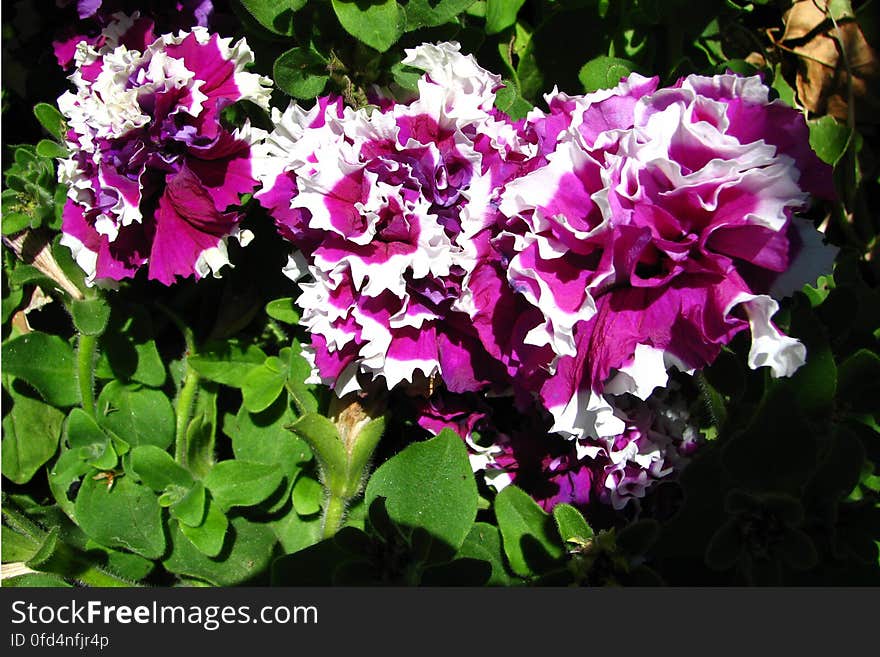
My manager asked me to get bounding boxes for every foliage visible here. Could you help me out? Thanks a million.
[1,0,878,587]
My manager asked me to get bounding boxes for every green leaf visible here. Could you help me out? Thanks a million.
[2,211,31,236]
[96,307,166,387]
[70,297,110,336]
[2,332,79,407]
[3,573,73,587]
[331,0,404,52]
[241,359,287,413]
[74,475,165,559]
[129,445,194,491]
[404,0,476,30]
[238,0,306,36]
[35,139,68,159]
[188,341,267,387]
[65,408,117,470]
[274,47,330,100]
[178,497,228,557]
[228,396,310,512]
[288,413,347,489]
[494,485,563,578]
[286,341,320,414]
[2,524,41,562]
[347,416,385,495]
[292,473,323,516]
[265,297,301,324]
[365,429,478,552]
[2,385,65,484]
[2,286,24,322]
[33,102,66,141]
[495,83,533,120]
[485,0,526,34]
[579,56,638,92]
[164,515,276,585]
[771,65,796,107]
[809,115,851,166]
[837,349,880,414]
[47,448,92,519]
[552,504,594,544]
[269,505,323,554]
[96,382,175,450]
[171,481,207,528]
[184,380,219,480]
[456,522,513,585]
[204,460,285,510]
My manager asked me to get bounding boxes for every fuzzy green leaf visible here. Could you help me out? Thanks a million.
[241,359,287,413]
[365,429,478,552]
[178,497,228,557]
[485,0,526,34]
[456,522,513,585]
[164,516,276,585]
[188,341,267,388]
[35,139,68,159]
[33,102,66,141]
[2,333,79,407]
[2,386,65,484]
[70,297,111,336]
[204,460,285,510]
[96,382,175,450]
[553,503,594,544]
[238,0,306,36]
[494,485,563,578]
[171,482,207,528]
[404,0,475,30]
[74,475,165,559]
[292,474,323,516]
[331,0,404,52]
[129,445,194,491]
[274,47,330,99]
[579,56,638,92]
[265,297,301,324]
[809,115,851,166]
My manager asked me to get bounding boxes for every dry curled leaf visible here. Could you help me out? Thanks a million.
[780,0,880,122]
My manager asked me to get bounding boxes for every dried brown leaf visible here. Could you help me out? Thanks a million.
[781,0,880,122]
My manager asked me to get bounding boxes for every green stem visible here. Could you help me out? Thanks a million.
[77,333,97,417]
[174,367,200,468]
[322,490,347,540]
[157,302,200,468]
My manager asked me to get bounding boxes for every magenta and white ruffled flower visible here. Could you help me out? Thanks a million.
[491,71,836,443]
[410,383,702,512]
[249,41,836,514]
[254,42,534,395]
[58,20,272,285]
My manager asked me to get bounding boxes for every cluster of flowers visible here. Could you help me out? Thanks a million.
[58,12,271,285]
[57,21,836,510]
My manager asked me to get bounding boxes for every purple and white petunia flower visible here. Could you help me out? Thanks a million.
[53,1,215,69]
[411,382,702,512]
[494,72,835,441]
[58,24,272,285]
[255,42,534,395]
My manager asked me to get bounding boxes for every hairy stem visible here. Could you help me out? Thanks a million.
[174,367,200,468]
[77,333,98,417]
[322,490,347,540]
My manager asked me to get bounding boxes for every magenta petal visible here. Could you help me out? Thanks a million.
[95,222,150,281]
[62,200,101,253]
[147,168,238,284]
[162,32,238,137]
[186,131,256,211]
